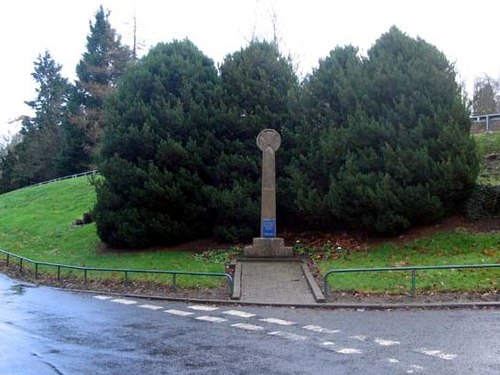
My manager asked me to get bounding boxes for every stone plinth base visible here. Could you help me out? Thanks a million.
[243,237,293,258]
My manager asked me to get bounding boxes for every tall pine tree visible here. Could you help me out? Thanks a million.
[0,51,70,192]
[59,6,132,174]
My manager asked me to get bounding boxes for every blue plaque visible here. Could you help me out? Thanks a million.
[261,219,276,238]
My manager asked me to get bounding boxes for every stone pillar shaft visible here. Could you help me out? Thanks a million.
[244,129,292,257]
[261,146,276,237]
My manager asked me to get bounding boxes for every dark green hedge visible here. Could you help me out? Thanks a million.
[94,30,479,249]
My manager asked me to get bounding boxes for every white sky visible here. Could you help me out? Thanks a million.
[1,0,499,139]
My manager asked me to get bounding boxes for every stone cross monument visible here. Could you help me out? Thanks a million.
[244,129,293,258]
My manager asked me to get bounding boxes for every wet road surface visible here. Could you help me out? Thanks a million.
[0,273,499,374]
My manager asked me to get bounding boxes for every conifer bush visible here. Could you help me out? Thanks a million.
[94,29,479,248]
[288,27,478,235]
[94,40,219,248]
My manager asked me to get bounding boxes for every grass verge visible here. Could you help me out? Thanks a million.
[0,177,226,288]
[474,132,500,184]
[1,174,498,295]
[317,229,499,294]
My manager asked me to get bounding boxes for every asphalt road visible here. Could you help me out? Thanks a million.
[0,273,498,374]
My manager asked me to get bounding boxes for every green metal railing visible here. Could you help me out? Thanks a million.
[323,263,500,298]
[0,249,233,295]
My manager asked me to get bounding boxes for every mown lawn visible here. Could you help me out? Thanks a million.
[1,172,498,293]
[318,229,499,294]
[0,177,225,287]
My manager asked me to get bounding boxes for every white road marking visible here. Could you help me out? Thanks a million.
[188,305,219,311]
[375,338,400,346]
[386,358,400,364]
[165,309,194,317]
[335,348,362,354]
[267,331,307,341]
[406,364,424,373]
[111,298,137,305]
[322,342,362,354]
[349,335,368,341]
[195,316,227,323]
[231,323,264,331]
[302,325,340,334]
[223,310,256,318]
[416,348,457,360]
[93,295,113,300]
[138,304,163,310]
[259,318,296,326]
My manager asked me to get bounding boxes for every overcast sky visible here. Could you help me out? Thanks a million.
[1,0,499,139]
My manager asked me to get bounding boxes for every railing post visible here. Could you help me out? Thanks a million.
[172,273,177,292]
[19,258,23,273]
[57,266,61,280]
[411,268,416,298]
[6,253,9,266]
[227,274,234,295]
[84,269,88,288]
[35,263,39,279]
[124,271,128,286]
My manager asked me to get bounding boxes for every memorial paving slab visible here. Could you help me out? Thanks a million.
[238,260,318,304]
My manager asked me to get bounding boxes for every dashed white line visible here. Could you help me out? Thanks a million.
[93,295,113,300]
[374,338,400,346]
[111,298,137,305]
[102,297,434,369]
[302,325,340,334]
[231,323,264,331]
[335,348,362,354]
[416,348,457,360]
[195,316,227,323]
[322,342,362,354]
[406,364,424,373]
[188,305,219,311]
[223,310,256,318]
[267,331,307,341]
[138,304,163,310]
[165,309,194,317]
[260,318,296,326]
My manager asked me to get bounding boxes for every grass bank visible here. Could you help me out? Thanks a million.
[1,151,498,294]
[0,177,226,288]
[474,132,500,184]
[474,131,500,157]
[317,229,499,294]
